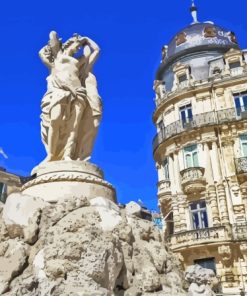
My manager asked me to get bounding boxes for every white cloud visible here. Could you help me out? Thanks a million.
[0,147,8,159]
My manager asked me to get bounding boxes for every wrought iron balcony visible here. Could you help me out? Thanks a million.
[157,179,171,196]
[180,167,206,193]
[153,107,247,153]
[235,157,247,174]
[167,226,228,250]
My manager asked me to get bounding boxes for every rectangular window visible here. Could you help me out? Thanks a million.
[158,120,164,132]
[194,258,216,274]
[0,183,6,203]
[184,144,199,168]
[166,212,174,235]
[240,135,247,157]
[178,74,188,89]
[163,158,169,180]
[189,200,208,229]
[234,93,247,116]
[178,74,187,83]
[229,61,241,69]
[179,104,193,127]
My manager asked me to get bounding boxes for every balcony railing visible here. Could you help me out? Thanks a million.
[153,108,247,152]
[167,226,227,249]
[157,179,171,196]
[235,157,247,174]
[180,167,205,183]
[230,67,243,77]
[178,80,189,89]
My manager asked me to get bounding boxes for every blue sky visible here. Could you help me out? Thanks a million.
[0,0,247,210]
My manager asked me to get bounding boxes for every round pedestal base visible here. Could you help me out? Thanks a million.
[22,161,116,203]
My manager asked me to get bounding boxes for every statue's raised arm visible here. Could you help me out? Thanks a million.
[39,31,61,70]
[39,31,102,163]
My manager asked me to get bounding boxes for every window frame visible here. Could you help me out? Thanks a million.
[189,200,209,230]
[234,92,247,116]
[183,144,199,168]
[240,135,247,157]
[162,157,169,180]
[179,103,193,127]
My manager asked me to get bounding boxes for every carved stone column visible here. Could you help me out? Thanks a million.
[204,142,221,225]
[221,139,236,177]
[204,142,214,185]
[217,183,230,224]
[172,198,180,233]
[208,185,221,226]
[211,141,223,183]
[173,151,182,193]
[241,186,247,217]
[178,195,187,231]
[218,245,234,285]
[168,154,176,195]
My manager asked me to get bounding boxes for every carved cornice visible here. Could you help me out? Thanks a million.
[22,172,115,191]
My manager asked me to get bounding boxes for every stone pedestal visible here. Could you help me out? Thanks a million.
[21,161,116,203]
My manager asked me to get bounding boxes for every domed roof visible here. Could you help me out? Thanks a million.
[163,22,239,64]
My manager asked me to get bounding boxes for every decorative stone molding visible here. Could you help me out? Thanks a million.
[22,161,116,203]
[218,245,232,262]
[180,167,206,194]
[22,172,114,191]
[240,243,247,254]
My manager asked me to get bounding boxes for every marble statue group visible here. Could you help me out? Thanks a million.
[39,31,102,162]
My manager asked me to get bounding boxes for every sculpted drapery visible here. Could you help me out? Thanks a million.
[39,31,102,162]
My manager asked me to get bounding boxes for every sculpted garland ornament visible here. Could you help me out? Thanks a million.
[39,31,102,163]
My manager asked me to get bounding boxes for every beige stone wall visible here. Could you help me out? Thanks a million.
[154,48,247,293]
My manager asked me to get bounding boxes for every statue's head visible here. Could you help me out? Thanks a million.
[62,34,82,55]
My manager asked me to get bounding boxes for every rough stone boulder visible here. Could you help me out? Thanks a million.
[0,193,188,295]
[0,239,29,294]
[2,193,49,244]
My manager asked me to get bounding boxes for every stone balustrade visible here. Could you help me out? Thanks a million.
[157,179,171,196]
[230,66,243,77]
[180,167,206,193]
[167,226,228,250]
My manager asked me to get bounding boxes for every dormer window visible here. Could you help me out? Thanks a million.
[228,31,238,44]
[204,26,217,38]
[229,60,242,76]
[229,61,241,69]
[212,67,221,75]
[178,74,188,88]
[176,32,187,46]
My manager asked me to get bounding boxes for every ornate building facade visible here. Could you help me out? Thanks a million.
[153,3,247,294]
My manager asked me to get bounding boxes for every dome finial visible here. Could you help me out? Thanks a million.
[190,0,198,24]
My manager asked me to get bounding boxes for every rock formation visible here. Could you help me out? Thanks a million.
[0,193,188,295]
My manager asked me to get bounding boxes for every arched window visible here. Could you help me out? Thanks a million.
[183,144,199,168]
